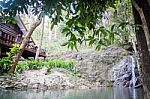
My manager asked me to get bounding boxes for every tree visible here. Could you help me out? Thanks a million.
[0,0,150,98]
[8,17,42,73]
[108,0,134,45]
[132,0,150,98]
[35,16,45,60]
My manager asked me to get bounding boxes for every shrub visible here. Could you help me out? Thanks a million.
[0,58,11,75]
[46,60,75,71]
[0,44,19,75]
[16,61,31,73]
[27,60,45,69]
[16,60,76,73]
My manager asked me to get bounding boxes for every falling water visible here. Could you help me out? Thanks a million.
[130,56,136,99]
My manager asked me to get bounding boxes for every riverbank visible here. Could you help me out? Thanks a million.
[0,67,103,90]
[0,45,142,90]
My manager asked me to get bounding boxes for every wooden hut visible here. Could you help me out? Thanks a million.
[0,16,46,59]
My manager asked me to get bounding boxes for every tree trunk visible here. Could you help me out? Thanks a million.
[148,1,150,7]
[0,47,1,57]
[132,0,150,98]
[35,16,45,60]
[8,18,41,73]
[48,22,52,41]
[132,0,150,54]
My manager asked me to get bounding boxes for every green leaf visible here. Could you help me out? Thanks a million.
[89,39,95,46]
[73,41,78,51]
[62,27,70,33]
[61,42,69,46]
[111,24,116,31]
[66,32,71,37]
[77,38,82,44]
[95,44,101,51]
[70,33,76,41]
[51,21,57,30]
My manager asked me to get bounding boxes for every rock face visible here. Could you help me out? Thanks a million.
[0,67,100,90]
[48,45,141,87]
[108,56,142,87]
[49,46,129,86]
[108,56,131,87]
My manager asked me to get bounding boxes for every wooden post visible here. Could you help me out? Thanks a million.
[35,16,45,60]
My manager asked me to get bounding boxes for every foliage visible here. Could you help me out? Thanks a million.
[7,44,19,60]
[16,60,75,73]
[108,0,134,45]
[16,60,44,72]
[0,0,119,50]
[0,15,18,24]
[0,58,11,75]
[16,61,29,73]
[47,60,74,70]
[0,44,19,75]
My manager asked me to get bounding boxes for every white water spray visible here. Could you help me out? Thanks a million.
[130,56,136,99]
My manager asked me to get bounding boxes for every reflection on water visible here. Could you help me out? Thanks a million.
[0,87,145,99]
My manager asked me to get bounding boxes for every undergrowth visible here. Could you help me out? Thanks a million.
[0,44,19,75]
[16,60,76,73]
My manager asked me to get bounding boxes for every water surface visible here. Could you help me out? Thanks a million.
[0,87,145,99]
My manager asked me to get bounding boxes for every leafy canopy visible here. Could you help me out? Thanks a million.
[0,0,119,50]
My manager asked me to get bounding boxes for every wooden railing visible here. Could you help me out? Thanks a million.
[0,32,46,55]
[0,23,22,46]
[0,32,19,46]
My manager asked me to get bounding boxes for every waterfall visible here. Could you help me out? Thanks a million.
[131,56,136,88]
[130,56,136,99]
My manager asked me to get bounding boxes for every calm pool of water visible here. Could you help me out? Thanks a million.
[0,87,145,99]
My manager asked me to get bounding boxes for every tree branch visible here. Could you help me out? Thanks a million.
[8,17,42,73]
[132,0,150,54]
[147,0,150,7]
